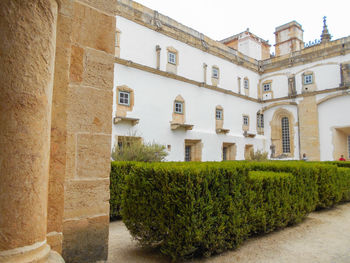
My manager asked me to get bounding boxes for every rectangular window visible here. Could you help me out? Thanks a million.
[216,109,223,120]
[168,52,176,64]
[174,101,183,114]
[118,91,130,105]
[263,83,271,92]
[281,117,290,153]
[185,145,191,161]
[243,116,249,126]
[212,68,219,79]
[257,113,264,128]
[244,79,249,89]
[223,147,227,161]
[304,74,313,85]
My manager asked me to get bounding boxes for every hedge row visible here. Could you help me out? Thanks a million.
[110,161,350,260]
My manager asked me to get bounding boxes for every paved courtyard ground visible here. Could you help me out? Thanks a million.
[108,202,350,263]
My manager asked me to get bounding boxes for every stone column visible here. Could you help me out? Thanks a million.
[0,0,63,262]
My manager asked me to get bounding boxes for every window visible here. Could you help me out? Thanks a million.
[243,116,249,126]
[223,147,227,161]
[216,109,223,120]
[304,74,313,85]
[212,67,219,79]
[348,135,350,158]
[118,91,130,105]
[257,113,264,128]
[168,52,176,64]
[244,79,249,89]
[185,145,191,161]
[281,117,290,153]
[263,83,271,92]
[174,101,183,114]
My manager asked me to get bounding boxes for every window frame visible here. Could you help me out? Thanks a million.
[222,146,227,161]
[281,117,291,153]
[212,67,219,79]
[263,83,271,92]
[243,116,249,126]
[257,113,264,128]
[118,91,130,106]
[304,74,313,85]
[185,145,191,162]
[216,109,223,120]
[244,79,249,89]
[168,51,177,65]
[174,101,183,114]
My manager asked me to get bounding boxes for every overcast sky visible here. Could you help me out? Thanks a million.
[134,0,349,52]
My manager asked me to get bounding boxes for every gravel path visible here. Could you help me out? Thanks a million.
[108,202,350,263]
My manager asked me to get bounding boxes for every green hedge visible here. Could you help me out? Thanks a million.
[110,162,136,219]
[111,161,350,260]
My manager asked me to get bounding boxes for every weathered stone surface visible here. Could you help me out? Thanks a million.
[77,0,118,16]
[63,215,109,263]
[65,133,77,180]
[72,2,115,54]
[67,85,113,133]
[47,232,63,254]
[77,134,111,179]
[64,179,109,218]
[70,45,84,83]
[83,48,114,90]
[0,0,58,253]
[298,96,320,161]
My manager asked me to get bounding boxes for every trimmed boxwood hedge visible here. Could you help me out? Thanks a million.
[110,161,350,260]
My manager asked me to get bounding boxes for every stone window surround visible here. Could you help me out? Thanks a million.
[116,85,134,117]
[242,114,250,131]
[243,77,249,96]
[211,65,220,86]
[167,46,179,65]
[262,79,274,99]
[172,94,186,124]
[257,111,264,135]
[222,142,236,161]
[166,46,179,74]
[212,66,219,79]
[270,108,295,158]
[301,70,316,93]
[184,139,202,162]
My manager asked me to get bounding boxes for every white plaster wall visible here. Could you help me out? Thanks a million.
[261,53,350,99]
[112,64,266,161]
[263,104,300,159]
[318,95,350,161]
[117,16,260,99]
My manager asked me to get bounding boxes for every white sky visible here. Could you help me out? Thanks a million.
[134,0,349,52]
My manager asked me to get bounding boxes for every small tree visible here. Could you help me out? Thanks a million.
[250,149,268,161]
[111,138,168,162]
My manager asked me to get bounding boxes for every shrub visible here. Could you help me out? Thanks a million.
[248,171,296,234]
[114,161,350,260]
[250,149,268,161]
[110,162,136,219]
[111,139,168,162]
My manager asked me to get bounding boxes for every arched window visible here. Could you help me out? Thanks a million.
[281,117,290,153]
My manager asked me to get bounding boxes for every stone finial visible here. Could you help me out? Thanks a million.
[320,16,331,43]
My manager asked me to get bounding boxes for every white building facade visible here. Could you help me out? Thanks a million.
[112,0,350,161]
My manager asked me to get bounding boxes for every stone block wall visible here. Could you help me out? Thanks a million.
[48,0,116,262]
